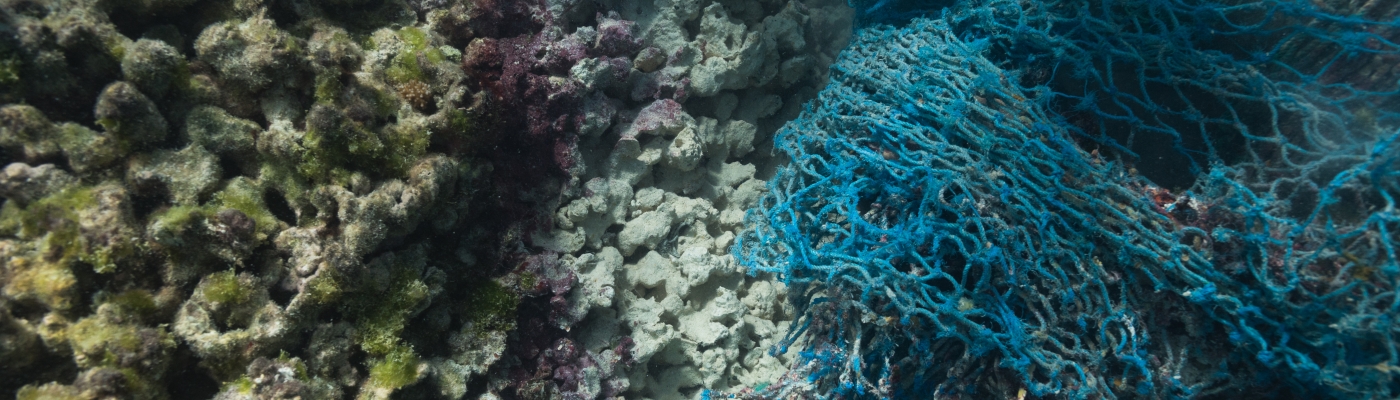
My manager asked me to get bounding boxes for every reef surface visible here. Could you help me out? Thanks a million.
[1,0,1397,399]
[0,0,851,399]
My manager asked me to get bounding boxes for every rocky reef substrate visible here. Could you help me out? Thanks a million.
[0,0,852,399]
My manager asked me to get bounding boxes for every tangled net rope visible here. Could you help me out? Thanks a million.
[733,0,1400,398]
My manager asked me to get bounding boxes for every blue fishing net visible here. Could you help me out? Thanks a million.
[734,0,1400,398]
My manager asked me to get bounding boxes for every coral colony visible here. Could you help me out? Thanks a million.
[0,0,1393,400]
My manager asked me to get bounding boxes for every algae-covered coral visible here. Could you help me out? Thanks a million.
[1,0,551,398]
[0,0,852,398]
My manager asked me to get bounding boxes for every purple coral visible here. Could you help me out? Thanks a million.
[593,13,643,57]
[623,99,686,137]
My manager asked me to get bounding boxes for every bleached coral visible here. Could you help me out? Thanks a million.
[536,1,854,398]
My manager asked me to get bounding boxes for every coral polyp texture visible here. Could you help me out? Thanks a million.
[734,0,1400,399]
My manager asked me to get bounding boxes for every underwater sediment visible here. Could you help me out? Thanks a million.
[0,0,1397,399]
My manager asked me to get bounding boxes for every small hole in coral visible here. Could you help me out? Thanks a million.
[267,0,303,29]
[263,189,297,225]
[131,182,172,221]
[217,156,243,181]
[167,343,221,398]
[10,0,47,18]
[7,298,48,322]
[268,281,295,308]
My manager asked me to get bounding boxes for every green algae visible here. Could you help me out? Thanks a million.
[383,27,447,85]
[54,122,129,174]
[350,265,430,356]
[464,280,518,334]
[299,106,430,182]
[201,270,250,305]
[398,27,429,50]
[0,56,21,101]
[368,345,421,390]
[277,351,311,380]
[15,383,84,400]
[304,271,342,305]
[108,290,159,319]
[209,178,281,238]
[2,250,79,312]
[68,312,174,370]
[8,186,136,274]
[228,376,255,394]
[0,199,22,236]
[314,73,343,105]
[150,205,203,237]
[517,272,538,293]
[0,1,534,397]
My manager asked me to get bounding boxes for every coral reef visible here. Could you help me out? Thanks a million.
[0,0,570,398]
[0,0,853,398]
[2,0,1391,398]
[519,0,856,398]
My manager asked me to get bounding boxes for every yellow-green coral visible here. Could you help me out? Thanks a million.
[54,122,128,174]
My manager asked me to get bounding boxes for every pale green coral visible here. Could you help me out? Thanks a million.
[54,122,128,175]
[127,144,222,205]
[121,38,186,99]
[186,105,260,157]
[94,81,168,147]
[1,248,78,313]
[14,382,83,400]
[0,105,62,162]
[5,185,141,275]
[193,13,303,93]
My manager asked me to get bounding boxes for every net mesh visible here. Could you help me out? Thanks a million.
[733,0,1400,398]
